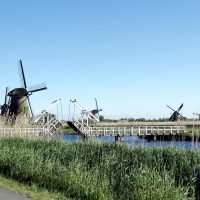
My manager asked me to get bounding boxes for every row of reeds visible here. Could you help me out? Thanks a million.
[0,138,199,199]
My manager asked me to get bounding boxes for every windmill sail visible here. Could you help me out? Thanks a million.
[28,83,47,93]
[90,98,103,120]
[27,96,33,117]
[0,87,9,115]
[19,59,27,89]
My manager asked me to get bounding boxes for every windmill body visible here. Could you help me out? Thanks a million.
[9,96,29,115]
[169,111,179,121]
[8,88,28,97]
[0,87,9,116]
[8,88,29,115]
[0,104,9,116]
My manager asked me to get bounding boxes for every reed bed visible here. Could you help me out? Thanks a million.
[0,138,199,199]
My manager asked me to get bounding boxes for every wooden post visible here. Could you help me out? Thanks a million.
[118,127,120,136]
[177,126,179,135]
[115,134,119,142]
[154,135,157,141]
[115,134,122,143]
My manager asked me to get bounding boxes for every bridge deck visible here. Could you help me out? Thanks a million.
[67,120,187,137]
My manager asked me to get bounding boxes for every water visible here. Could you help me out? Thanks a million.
[54,134,200,149]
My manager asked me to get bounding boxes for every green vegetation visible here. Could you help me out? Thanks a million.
[0,138,200,199]
[56,125,76,134]
[186,127,200,136]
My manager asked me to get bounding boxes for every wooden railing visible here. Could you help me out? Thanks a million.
[84,126,186,137]
[0,128,42,139]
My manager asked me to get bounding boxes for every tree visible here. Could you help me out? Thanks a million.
[99,115,104,122]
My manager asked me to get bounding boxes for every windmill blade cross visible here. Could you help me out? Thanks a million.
[27,96,33,118]
[179,113,185,119]
[167,105,176,112]
[95,98,98,111]
[177,103,183,112]
[28,83,47,93]
[19,59,27,89]
[4,87,9,104]
[193,113,200,116]
[179,114,184,118]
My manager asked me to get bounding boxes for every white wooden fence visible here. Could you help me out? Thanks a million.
[0,128,43,139]
[83,126,186,137]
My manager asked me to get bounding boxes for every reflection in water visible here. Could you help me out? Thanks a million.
[54,134,200,150]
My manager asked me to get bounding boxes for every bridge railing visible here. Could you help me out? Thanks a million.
[0,128,43,139]
[85,126,186,136]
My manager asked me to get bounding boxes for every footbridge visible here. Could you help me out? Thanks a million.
[67,99,186,138]
[0,99,63,139]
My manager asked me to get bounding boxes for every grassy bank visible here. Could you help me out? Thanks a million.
[56,125,76,134]
[0,138,199,199]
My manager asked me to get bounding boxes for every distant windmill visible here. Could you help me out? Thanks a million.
[91,98,103,120]
[2,60,47,118]
[0,87,9,116]
[193,113,200,120]
[167,103,184,121]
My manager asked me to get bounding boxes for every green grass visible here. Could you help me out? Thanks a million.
[0,138,199,199]
[56,125,76,134]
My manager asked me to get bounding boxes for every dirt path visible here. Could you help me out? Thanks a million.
[0,187,32,200]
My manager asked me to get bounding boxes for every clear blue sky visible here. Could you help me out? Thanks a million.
[0,0,200,119]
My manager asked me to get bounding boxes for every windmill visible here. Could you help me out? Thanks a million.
[91,98,103,120]
[192,113,200,120]
[4,60,47,118]
[167,103,184,121]
[0,87,9,116]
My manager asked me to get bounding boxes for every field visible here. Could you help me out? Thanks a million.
[0,138,200,199]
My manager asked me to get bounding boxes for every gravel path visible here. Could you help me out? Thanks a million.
[0,187,32,200]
